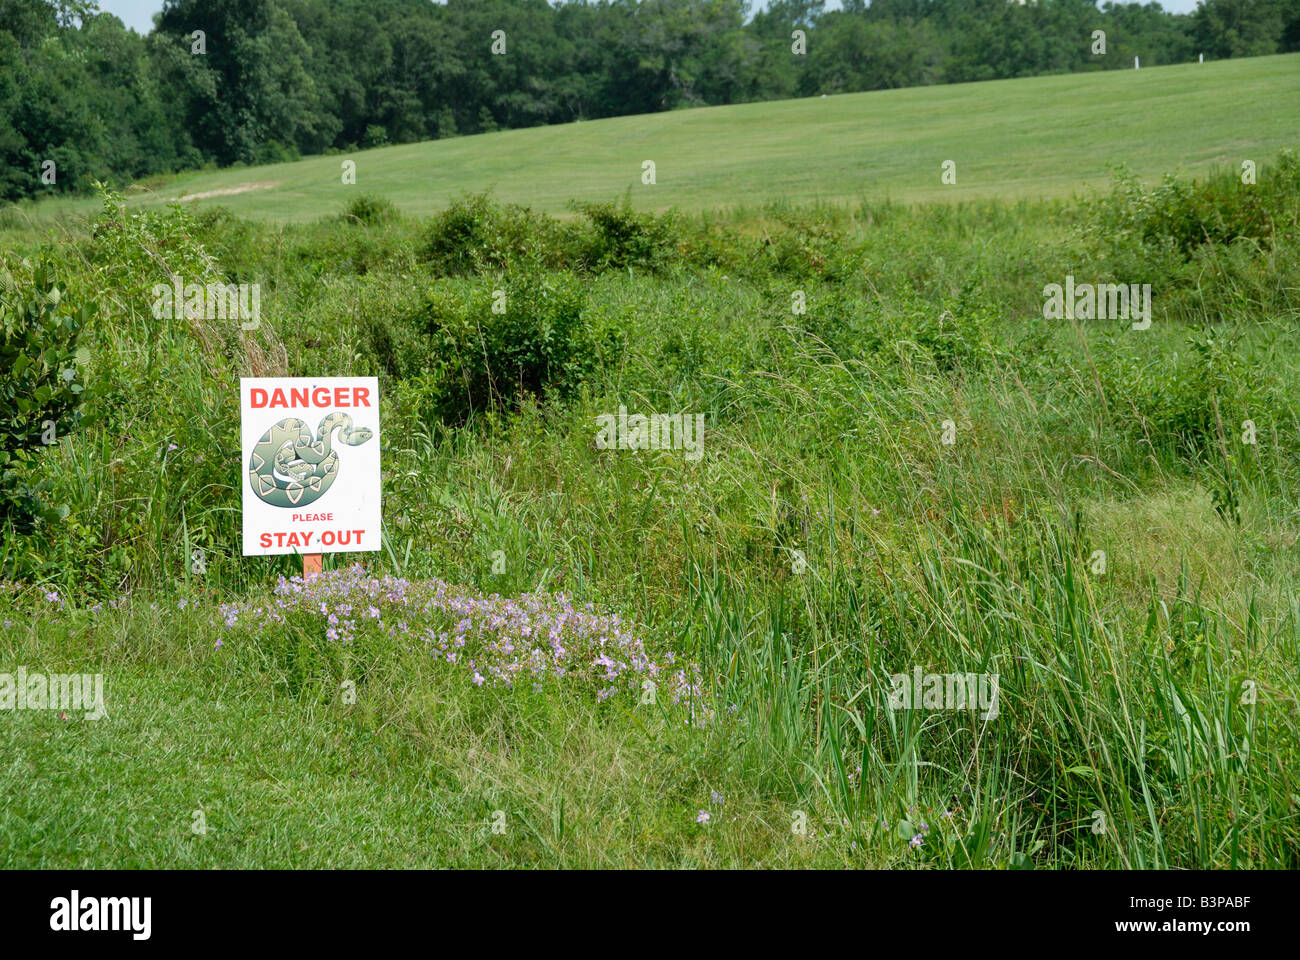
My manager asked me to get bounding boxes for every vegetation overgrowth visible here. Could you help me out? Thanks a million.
[2,148,1298,868]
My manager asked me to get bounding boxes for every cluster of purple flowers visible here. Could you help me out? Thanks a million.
[215,566,709,711]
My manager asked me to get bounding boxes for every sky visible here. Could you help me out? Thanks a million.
[96,0,1205,37]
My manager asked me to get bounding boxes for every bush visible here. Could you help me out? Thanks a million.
[361,125,389,149]
[1095,327,1277,461]
[1094,150,1299,260]
[0,262,92,532]
[252,140,300,166]
[1083,150,1300,327]
[418,193,571,276]
[7,188,265,593]
[339,194,400,227]
[408,271,597,423]
[573,197,681,272]
[754,213,854,283]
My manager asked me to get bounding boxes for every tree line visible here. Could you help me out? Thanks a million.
[2,0,1297,202]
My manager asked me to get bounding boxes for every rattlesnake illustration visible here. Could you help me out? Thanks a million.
[248,413,373,507]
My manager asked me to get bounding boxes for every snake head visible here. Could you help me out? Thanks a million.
[346,426,374,445]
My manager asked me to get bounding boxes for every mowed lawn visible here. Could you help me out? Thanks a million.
[15,53,1300,223]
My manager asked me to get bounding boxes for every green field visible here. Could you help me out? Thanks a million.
[2,56,1300,870]
[13,53,1300,224]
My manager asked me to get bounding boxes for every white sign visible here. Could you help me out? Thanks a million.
[240,377,381,557]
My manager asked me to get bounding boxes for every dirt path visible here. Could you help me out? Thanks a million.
[167,181,279,202]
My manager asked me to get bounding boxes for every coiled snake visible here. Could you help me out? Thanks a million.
[248,413,373,508]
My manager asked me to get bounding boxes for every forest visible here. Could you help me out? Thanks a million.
[2,0,1298,202]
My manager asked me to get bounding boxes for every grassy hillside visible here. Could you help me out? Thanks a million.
[10,53,1300,224]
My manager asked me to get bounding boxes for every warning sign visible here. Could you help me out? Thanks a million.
[240,377,381,557]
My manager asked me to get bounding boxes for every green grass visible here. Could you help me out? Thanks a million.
[2,69,1299,868]
[0,594,890,868]
[10,53,1299,224]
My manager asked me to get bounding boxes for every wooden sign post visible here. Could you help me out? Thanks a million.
[303,553,322,579]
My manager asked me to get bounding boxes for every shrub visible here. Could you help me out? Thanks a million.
[409,271,597,423]
[1095,327,1276,461]
[1095,150,1299,260]
[339,194,400,227]
[1082,151,1300,327]
[573,197,682,272]
[252,140,300,166]
[0,262,92,532]
[754,213,854,283]
[1085,150,1300,283]
[418,193,571,276]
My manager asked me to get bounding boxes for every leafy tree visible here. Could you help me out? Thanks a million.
[0,0,1291,203]
[1194,0,1283,57]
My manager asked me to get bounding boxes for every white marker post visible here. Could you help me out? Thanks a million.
[240,377,381,579]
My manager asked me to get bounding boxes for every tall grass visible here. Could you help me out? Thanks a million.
[2,155,1298,866]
